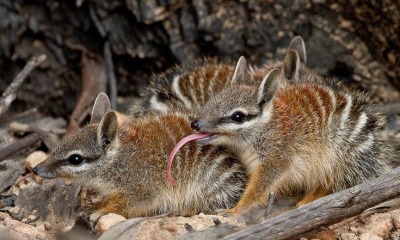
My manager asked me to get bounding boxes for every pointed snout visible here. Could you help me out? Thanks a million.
[32,166,39,174]
[191,119,201,131]
[32,161,58,179]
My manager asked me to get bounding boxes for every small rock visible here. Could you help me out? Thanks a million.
[25,151,48,171]
[27,214,36,221]
[313,228,336,240]
[3,218,47,240]
[359,232,382,240]
[391,230,400,240]
[44,222,52,231]
[8,206,20,215]
[364,213,392,239]
[61,225,73,233]
[96,213,126,233]
[340,232,358,240]
[390,210,400,229]
[36,231,47,240]
[36,222,45,232]
[0,212,13,222]
[349,226,359,232]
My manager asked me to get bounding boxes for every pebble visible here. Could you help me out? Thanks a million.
[390,209,400,229]
[359,232,383,240]
[25,151,48,171]
[340,232,358,240]
[96,213,127,233]
[8,206,20,215]
[364,213,392,239]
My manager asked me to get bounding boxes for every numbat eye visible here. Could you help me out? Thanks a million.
[67,154,84,165]
[230,111,246,123]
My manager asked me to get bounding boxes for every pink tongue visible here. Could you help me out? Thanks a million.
[167,132,213,185]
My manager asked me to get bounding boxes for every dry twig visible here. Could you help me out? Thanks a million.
[0,55,46,116]
[104,41,117,109]
[264,192,276,219]
[0,132,42,161]
[65,44,107,133]
[368,103,400,115]
[0,108,38,125]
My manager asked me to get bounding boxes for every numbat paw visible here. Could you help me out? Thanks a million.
[215,207,241,217]
[295,201,307,208]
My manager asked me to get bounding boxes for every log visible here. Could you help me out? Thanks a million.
[223,166,400,240]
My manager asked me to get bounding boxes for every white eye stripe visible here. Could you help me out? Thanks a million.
[65,150,84,159]
[227,108,249,117]
[222,118,260,130]
[61,163,91,172]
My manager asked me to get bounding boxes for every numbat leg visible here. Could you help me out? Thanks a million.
[296,188,327,207]
[216,165,283,216]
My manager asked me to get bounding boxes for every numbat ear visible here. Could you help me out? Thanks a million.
[288,36,307,64]
[97,111,118,147]
[257,68,281,104]
[231,56,247,85]
[91,92,111,124]
[282,49,301,81]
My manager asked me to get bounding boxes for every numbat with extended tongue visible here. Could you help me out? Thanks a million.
[33,93,246,218]
[187,38,397,215]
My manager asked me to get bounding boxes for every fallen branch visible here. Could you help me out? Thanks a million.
[65,45,107,133]
[0,108,38,125]
[264,192,276,219]
[0,132,42,161]
[104,41,117,109]
[0,55,47,116]
[368,102,400,115]
[223,166,400,240]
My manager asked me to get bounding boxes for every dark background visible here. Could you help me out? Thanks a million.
[1,0,399,119]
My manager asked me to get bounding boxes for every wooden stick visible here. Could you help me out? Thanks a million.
[368,103,400,115]
[66,52,107,133]
[0,108,38,125]
[104,41,118,109]
[0,55,47,116]
[223,166,400,240]
[264,192,276,219]
[0,132,42,161]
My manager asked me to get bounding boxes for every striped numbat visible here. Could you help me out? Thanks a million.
[131,58,268,116]
[33,93,246,218]
[190,37,398,215]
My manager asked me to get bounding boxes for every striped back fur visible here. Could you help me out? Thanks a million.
[134,37,308,117]
[131,58,265,116]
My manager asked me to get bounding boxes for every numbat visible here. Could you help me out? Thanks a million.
[33,93,246,218]
[188,37,397,215]
[132,58,267,116]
